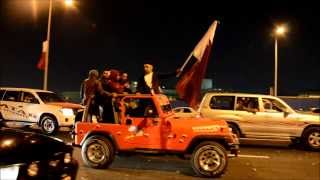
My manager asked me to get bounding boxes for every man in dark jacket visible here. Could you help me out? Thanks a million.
[137,63,179,94]
[82,69,113,122]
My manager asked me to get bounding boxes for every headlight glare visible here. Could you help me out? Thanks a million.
[61,108,74,116]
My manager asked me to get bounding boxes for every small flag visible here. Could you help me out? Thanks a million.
[37,40,48,70]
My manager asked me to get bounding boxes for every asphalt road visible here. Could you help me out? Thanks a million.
[52,130,320,180]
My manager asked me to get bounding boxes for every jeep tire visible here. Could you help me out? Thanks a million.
[191,141,228,177]
[302,127,320,151]
[40,115,58,135]
[82,136,115,169]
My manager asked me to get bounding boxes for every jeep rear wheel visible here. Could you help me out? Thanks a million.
[191,141,228,177]
[303,127,320,151]
[40,116,58,135]
[81,136,115,169]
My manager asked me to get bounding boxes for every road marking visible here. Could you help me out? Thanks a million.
[228,154,270,159]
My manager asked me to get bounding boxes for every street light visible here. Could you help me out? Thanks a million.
[64,0,74,7]
[273,25,287,96]
[43,0,74,90]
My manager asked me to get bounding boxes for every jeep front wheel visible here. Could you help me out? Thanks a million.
[81,136,115,169]
[303,127,320,151]
[40,116,58,135]
[191,141,228,177]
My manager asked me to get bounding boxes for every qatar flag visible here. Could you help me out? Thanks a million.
[176,21,218,108]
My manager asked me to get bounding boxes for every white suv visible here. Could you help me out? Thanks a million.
[0,87,83,134]
[198,92,320,150]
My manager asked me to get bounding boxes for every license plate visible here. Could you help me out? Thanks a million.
[0,165,19,180]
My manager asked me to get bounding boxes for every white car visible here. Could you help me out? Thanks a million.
[198,92,320,150]
[173,107,201,118]
[0,87,83,134]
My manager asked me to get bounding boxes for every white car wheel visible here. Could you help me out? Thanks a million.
[303,127,320,151]
[41,116,58,135]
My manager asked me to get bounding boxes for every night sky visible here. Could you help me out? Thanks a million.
[0,0,319,95]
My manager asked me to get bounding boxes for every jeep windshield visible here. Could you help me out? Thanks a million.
[37,92,65,103]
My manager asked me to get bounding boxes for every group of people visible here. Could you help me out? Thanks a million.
[235,97,259,112]
[80,68,131,122]
[80,63,180,122]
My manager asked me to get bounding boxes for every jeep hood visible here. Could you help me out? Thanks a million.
[46,102,83,109]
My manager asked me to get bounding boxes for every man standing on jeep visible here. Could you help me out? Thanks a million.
[137,62,180,94]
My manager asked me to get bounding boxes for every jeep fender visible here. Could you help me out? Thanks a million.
[186,135,229,154]
[80,130,119,151]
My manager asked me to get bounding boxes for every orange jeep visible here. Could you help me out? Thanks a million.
[73,94,239,177]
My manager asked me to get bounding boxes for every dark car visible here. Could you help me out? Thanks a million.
[0,127,78,180]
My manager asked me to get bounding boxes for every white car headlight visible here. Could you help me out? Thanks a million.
[60,108,74,117]
[0,164,20,180]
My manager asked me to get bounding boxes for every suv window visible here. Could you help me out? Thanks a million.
[3,91,21,102]
[210,96,235,110]
[0,90,5,100]
[124,98,158,117]
[37,92,64,103]
[236,97,259,112]
[22,92,39,104]
[262,98,286,112]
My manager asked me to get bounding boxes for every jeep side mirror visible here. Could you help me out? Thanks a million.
[126,119,132,126]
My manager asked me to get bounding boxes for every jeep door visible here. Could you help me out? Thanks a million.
[0,90,22,121]
[122,97,162,149]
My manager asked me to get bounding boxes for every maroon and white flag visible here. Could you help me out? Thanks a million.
[176,21,218,108]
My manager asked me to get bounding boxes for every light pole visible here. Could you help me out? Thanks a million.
[43,0,74,90]
[273,25,286,96]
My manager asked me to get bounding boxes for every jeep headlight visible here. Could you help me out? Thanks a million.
[60,108,74,117]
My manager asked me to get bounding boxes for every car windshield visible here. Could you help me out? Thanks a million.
[37,92,65,103]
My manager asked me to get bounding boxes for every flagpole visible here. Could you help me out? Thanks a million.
[177,52,193,77]
[44,0,53,90]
